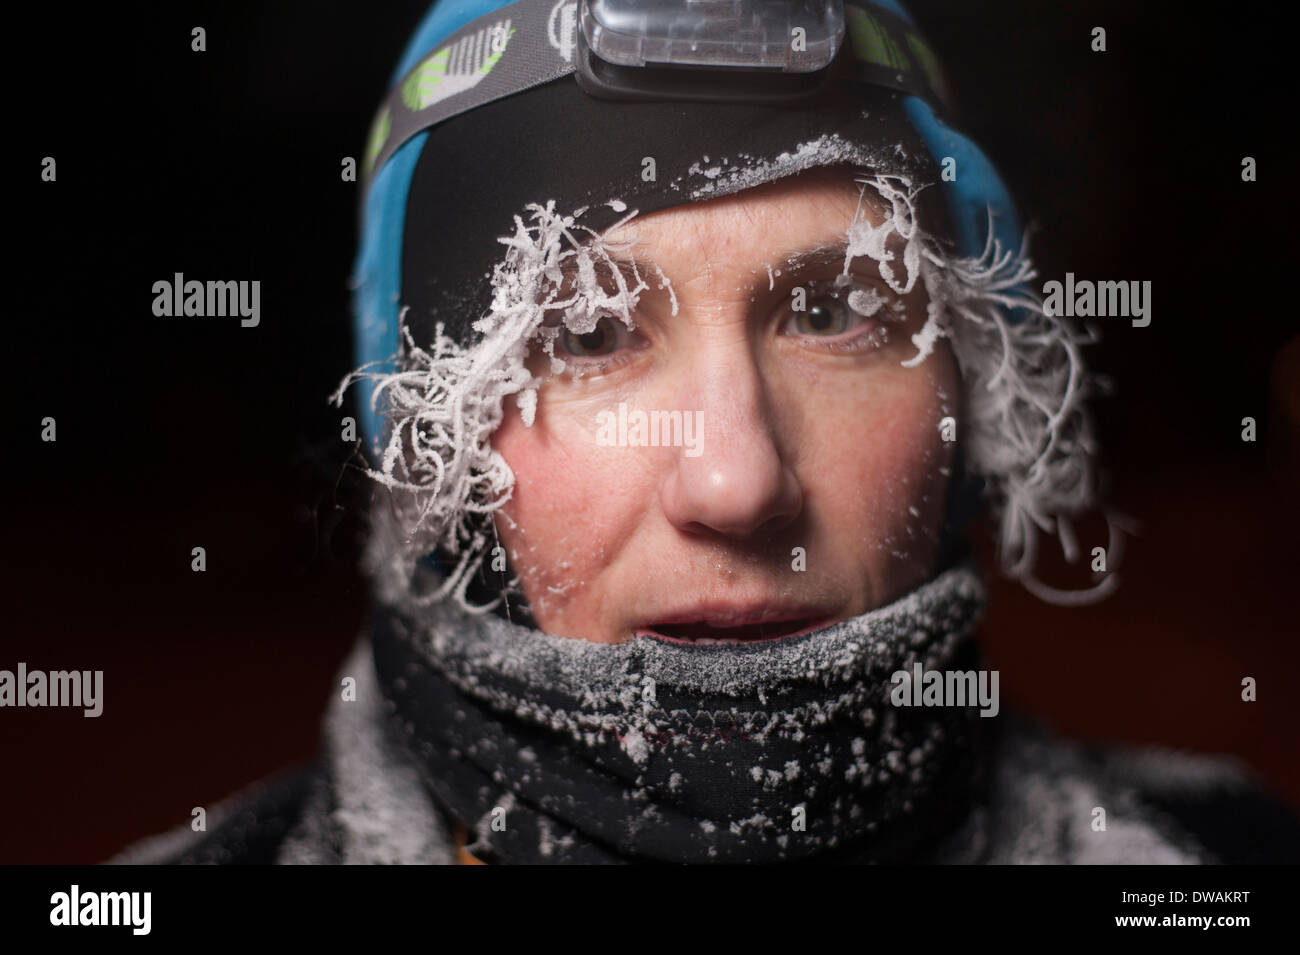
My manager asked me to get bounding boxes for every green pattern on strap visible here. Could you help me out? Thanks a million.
[401,48,453,111]
[846,4,911,72]
[397,24,516,112]
[364,107,391,178]
[480,27,516,74]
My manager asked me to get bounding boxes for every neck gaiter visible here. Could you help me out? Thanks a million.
[370,563,992,864]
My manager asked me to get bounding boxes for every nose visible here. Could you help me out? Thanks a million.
[659,344,803,540]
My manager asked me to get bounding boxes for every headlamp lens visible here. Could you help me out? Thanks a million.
[581,0,845,72]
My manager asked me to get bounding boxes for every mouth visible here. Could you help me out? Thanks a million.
[634,615,836,646]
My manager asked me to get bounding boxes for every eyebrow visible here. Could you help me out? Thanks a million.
[571,238,855,283]
[778,239,852,274]
[555,251,652,289]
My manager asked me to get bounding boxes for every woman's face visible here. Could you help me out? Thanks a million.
[489,167,961,644]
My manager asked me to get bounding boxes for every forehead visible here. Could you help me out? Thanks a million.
[597,166,885,274]
[616,165,872,234]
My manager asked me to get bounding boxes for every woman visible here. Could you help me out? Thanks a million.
[113,0,1297,865]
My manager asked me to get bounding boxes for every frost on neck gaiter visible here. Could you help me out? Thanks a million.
[334,154,1106,616]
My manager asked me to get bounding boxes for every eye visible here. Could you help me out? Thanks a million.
[559,315,621,357]
[780,281,896,354]
[790,296,855,336]
[551,311,642,363]
[543,312,647,375]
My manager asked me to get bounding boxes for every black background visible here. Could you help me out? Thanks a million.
[5,2,1297,863]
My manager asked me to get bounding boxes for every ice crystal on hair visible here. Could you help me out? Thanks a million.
[841,173,1106,602]
[332,200,654,611]
[337,167,1108,611]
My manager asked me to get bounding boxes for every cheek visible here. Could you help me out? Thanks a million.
[488,399,639,608]
[800,357,958,584]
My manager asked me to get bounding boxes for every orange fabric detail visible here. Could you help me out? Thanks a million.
[453,820,486,865]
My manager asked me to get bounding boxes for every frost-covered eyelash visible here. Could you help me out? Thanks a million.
[561,353,628,376]
[532,314,641,378]
[802,322,890,353]
[777,278,898,346]
[542,280,897,369]
[811,275,907,319]
[782,310,890,354]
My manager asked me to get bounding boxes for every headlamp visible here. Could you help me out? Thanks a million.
[580,0,844,70]
[364,0,946,189]
[575,0,847,101]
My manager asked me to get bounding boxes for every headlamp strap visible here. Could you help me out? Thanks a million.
[363,0,950,190]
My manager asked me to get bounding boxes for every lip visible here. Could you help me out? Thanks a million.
[633,603,839,645]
